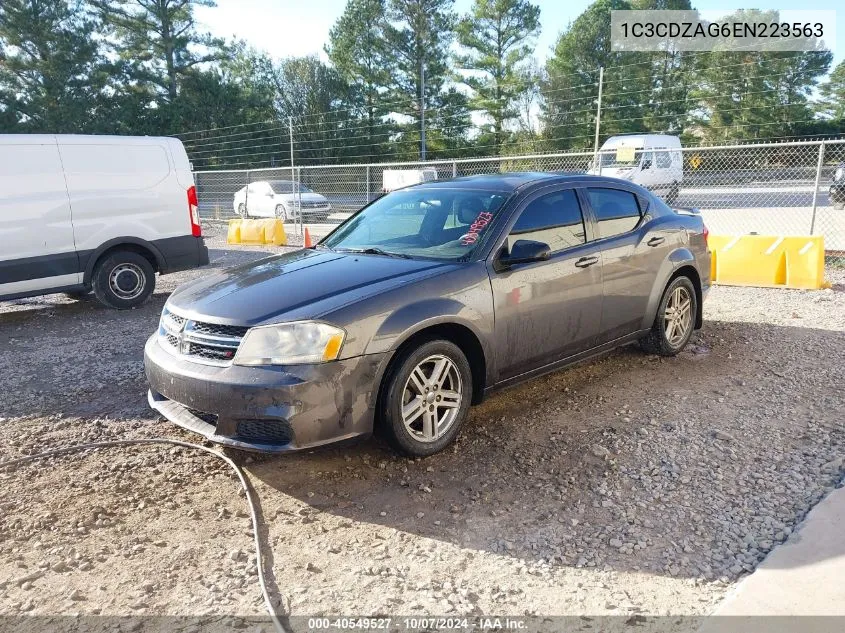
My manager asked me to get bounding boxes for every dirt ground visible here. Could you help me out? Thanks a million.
[1,225,844,621]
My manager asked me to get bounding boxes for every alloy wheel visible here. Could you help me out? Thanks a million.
[400,354,463,442]
[664,285,692,347]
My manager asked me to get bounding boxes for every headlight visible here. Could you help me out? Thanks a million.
[233,321,345,366]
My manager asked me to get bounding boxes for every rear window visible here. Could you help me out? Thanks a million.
[586,188,642,238]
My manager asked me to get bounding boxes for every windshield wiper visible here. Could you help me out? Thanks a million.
[335,247,413,259]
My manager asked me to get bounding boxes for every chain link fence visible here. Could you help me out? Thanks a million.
[193,139,845,255]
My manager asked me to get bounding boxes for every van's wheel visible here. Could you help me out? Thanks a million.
[237,203,248,217]
[640,276,697,356]
[666,181,679,204]
[92,250,155,310]
[380,339,472,457]
[275,204,289,220]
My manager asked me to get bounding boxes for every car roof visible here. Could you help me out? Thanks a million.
[411,172,636,193]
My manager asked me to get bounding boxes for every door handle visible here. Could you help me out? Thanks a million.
[647,236,665,247]
[574,255,599,268]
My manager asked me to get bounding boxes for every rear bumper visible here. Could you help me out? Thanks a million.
[144,334,387,453]
[155,235,209,274]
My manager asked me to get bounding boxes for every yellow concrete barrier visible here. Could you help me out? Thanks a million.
[226,219,241,244]
[227,218,286,246]
[710,234,824,290]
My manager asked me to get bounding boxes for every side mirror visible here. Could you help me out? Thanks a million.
[266,191,274,197]
[498,239,551,269]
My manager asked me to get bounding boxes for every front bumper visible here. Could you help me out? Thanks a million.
[144,334,388,453]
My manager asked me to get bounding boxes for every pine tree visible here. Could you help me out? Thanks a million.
[326,0,392,161]
[456,0,540,153]
[0,0,108,132]
[92,0,227,130]
[383,0,457,159]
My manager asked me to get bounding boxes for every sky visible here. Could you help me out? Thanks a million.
[196,0,843,70]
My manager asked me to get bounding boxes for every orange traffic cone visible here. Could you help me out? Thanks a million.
[304,227,313,248]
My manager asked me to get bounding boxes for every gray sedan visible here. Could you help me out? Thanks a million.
[144,173,710,456]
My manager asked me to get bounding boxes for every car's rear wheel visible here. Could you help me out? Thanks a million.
[275,204,289,220]
[92,250,155,310]
[640,276,697,356]
[381,339,472,457]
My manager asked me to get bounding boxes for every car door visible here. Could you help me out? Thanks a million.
[0,138,79,297]
[488,186,604,381]
[584,186,672,344]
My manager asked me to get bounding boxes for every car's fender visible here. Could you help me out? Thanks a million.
[640,247,699,330]
[362,292,496,388]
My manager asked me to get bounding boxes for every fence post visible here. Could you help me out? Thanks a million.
[452,161,457,177]
[366,165,370,205]
[809,141,825,235]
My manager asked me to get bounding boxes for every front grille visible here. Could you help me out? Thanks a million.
[236,420,293,445]
[191,322,250,338]
[300,201,327,209]
[186,342,237,362]
[158,307,246,366]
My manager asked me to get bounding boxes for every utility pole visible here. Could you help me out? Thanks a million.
[288,116,295,170]
[420,59,427,161]
[593,66,604,168]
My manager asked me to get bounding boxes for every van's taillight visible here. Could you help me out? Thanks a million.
[187,186,201,237]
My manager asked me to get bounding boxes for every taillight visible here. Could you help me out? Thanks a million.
[702,224,709,248]
[187,185,201,237]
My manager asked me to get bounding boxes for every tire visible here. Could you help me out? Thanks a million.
[237,203,247,217]
[665,181,679,205]
[380,339,473,457]
[639,276,697,357]
[91,250,155,310]
[275,204,289,220]
[834,202,845,211]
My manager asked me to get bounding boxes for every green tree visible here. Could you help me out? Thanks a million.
[816,60,845,121]
[384,0,457,158]
[92,0,227,130]
[0,0,108,133]
[541,0,641,151]
[456,0,540,153]
[326,0,392,161]
[691,10,831,143]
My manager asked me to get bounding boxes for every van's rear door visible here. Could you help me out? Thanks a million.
[0,135,79,296]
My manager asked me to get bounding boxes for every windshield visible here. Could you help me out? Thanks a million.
[599,149,645,168]
[322,188,510,261]
[268,181,314,194]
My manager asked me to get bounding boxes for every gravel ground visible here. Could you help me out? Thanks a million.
[1,225,844,621]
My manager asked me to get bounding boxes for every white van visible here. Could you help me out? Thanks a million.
[590,134,683,203]
[382,167,438,192]
[0,135,208,309]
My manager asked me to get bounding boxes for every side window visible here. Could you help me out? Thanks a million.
[508,189,586,253]
[586,188,642,239]
[656,149,671,169]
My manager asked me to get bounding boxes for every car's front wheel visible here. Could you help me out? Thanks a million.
[640,276,697,356]
[237,203,247,217]
[275,204,289,220]
[381,339,472,457]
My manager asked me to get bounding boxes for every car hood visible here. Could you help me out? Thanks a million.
[167,249,454,326]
